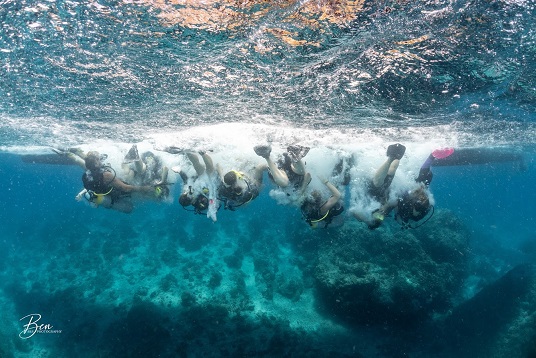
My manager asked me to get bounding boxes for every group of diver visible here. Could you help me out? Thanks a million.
[54,141,455,230]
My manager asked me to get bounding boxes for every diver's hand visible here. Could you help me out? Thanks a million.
[51,147,69,156]
[75,189,87,202]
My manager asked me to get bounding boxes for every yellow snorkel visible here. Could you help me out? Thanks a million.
[89,187,113,205]
[308,209,330,229]
[231,170,245,180]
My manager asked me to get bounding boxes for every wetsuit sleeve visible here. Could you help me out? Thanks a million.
[416,154,434,185]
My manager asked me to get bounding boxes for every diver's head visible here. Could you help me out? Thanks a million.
[193,195,209,212]
[179,192,193,207]
[398,187,430,222]
[85,151,102,172]
[309,190,323,207]
[223,171,238,186]
[301,192,321,216]
[223,171,244,196]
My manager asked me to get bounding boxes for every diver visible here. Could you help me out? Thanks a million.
[168,149,221,222]
[301,178,345,229]
[77,151,154,213]
[352,144,451,229]
[217,164,266,211]
[253,144,311,193]
[122,145,170,200]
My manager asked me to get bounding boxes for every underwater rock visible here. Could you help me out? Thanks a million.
[440,263,536,358]
[314,210,469,325]
[275,272,304,302]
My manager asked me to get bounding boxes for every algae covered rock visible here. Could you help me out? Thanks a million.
[441,264,536,358]
[314,210,469,325]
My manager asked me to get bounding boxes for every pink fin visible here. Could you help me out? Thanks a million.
[432,147,454,159]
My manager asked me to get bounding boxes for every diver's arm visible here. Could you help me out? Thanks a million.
[378,201,397,216]
[51,148,87,169]
[319,180,341,215]
[104,172,152,193]
[201,152,214,174]
[70,155,87,169]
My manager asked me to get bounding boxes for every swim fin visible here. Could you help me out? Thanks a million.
[386,143,406,160]
[254,145,272,159]
[287,145,310,162]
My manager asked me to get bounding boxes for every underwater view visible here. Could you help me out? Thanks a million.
[1,0,536,357]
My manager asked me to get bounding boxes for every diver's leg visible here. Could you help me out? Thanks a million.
[134,159,146,175]
[110,198,134,214]
[299,172,312,193]
[266,157,289,187]
[387,159,400,177]
[200,152,214,174]
[160,166,169,184]
[372,158,393,188]
[373,143,405,188]
[254,145,289,187]
[290,159,306,176]
[253,163,268,185]
[187,152,205,176]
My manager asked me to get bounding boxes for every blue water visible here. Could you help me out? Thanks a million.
[1,0,536,356]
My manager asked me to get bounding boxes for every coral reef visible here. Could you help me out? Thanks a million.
[314,210,470,325]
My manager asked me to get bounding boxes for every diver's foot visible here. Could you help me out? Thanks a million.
[386,143,406,160]
[254,145,272,159]
[164,146,185,154]
[198,149,213,156]
[287,145,310,162]
[125,145,140,161]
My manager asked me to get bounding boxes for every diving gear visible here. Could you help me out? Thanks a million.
[432,147,454,159]
[416,168,433,185]
[254,145,272,159]
[301,200,344,228]
[397,205,435,229]
[386,143,406,160]
[372,210,385,222]
[397,190,431,223]
[367,209,386,230]
[83,188,113,207]
[287,145,310,162]
[416,148,454,185]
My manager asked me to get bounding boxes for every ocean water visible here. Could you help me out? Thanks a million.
[1,0,536,357]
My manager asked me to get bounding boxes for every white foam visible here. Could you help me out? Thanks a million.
[4,123,455,212]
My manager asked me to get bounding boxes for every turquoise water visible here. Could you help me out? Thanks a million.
[1,0,536,357]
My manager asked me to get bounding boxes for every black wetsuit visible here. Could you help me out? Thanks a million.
[368,174,395,203]
[303,201,344,228]
[82,169,125,203]
[269,153,305,189]
[218,178,259,210]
